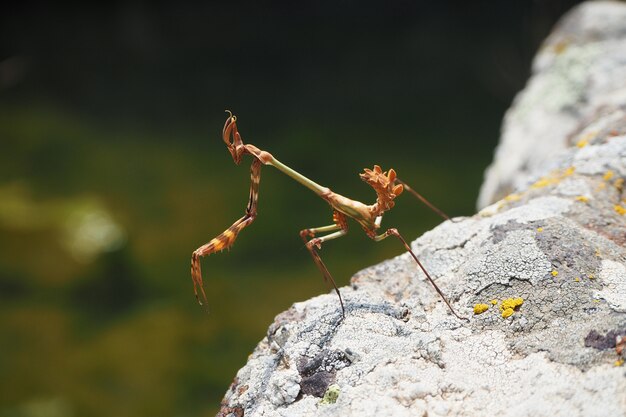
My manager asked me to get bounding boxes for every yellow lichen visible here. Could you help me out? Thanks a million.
[502,308,514,318]
[491,299,498,305]
[530,168,576,190]
[615,359,625,367]
[504,193,521,202]
[553,40,569,54]
[576,132,596,148]
[500,297,524,315]
[615,178,624,191]
[614,205,626,216]
[473,304,489,315]
[574,277,580,282]
[588,274,595,280]
[551,270,559,277]
[531,177,553,189]
[536,227,544,232]
[575,195,589,203]
[603,170,614,181]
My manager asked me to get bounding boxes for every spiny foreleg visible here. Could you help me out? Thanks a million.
[191,158,262,308]
[373,228,467,321]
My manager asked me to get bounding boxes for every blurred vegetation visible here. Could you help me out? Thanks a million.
[0,1,582,416]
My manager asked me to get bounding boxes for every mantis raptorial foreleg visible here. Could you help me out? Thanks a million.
[190,158,262,307]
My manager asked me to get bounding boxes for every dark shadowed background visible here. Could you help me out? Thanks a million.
[0,1,582,416]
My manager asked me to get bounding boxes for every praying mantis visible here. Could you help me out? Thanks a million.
[191,111,467,321]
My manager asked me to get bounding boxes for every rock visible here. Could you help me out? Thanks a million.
[477,0,626,209]
[218,2,626,416]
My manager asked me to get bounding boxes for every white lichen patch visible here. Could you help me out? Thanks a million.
[478,201,503,217]
[419,217,482,250]
[456,330,513,369]
[491,196,572,226]
[267,368,301,406]
[464,230,552,291]
[407,218,486,282]
[574,136,626,177]
[555,177,593,197]
[594,260,626,312]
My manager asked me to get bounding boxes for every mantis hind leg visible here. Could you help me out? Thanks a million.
[373,228,468,321]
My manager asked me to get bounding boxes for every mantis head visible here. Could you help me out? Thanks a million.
[360,165,404,215]
[222,111,245,164]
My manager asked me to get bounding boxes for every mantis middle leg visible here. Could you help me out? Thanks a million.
[191,158,262,307]
[300,213,349,316]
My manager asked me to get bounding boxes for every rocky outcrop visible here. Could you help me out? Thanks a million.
[218,2,626,416]
[478,0,626,209]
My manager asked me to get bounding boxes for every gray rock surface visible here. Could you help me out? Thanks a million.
[477,0,626,209]
[218,2,626,416]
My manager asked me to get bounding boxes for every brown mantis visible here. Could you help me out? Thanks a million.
[191,111,467,321]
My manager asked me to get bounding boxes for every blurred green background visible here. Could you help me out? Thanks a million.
[1,1,582,416]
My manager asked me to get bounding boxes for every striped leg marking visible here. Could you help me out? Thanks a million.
[191,159,262,307]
